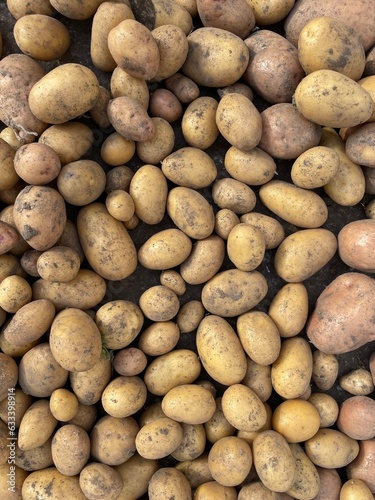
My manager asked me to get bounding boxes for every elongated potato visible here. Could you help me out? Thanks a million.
[268,283,309,338]
[107,96,155,142]
[305,429,359,468]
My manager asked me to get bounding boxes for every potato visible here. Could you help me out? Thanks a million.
[221,384,267,433]
[139,229,191,273]
[339,369,374,396]
[175,454,212,490]
[14,14,70,61]
[172,423,206,461]
[18,399,57,451]
[22,467,86,500]
[67,403,97,432]
[0,353,18,404]
[259,180,328,229]
[0,275,31,313]
[319,127,365,206]
[197,0,254,38]
[13,185,66,251]
[305,429,359,468]
[129,164,168,224]
[49,308,102,372]
[131,0,193,34]
[6,0,56,19]
[107,96,155,142]
[49,0,106,20]
[115,452,159,500]
[105,167,134,194]
[224,146,276,187]
[195,481,237,499]
[287,443,320,500]
[49,388,78,423]
[176,300,205,333]
[164,72,200,103]
[284,0,375,51]
[89,85,111,128]
[0,126,23,150]
[160,270,186,295]
[214,209,240,240]
[15,437,53,471]
[139,285,180,321]
[345,122,375,167]
[237,311,281,366]
[138,321,180,356]
[148,467,192,500]
[241,358,273,403]
[340,479,374,500]
[18,343,68,397]
[0,54,47,142]
[0,138,18,191]
[110,66,150,108]
[167,186,215,240]
[39,121,94,165]
[151,24,188,81]
[91,415,139,466]
[274,228,337,282]
[291,146,340,189]
[237,481,279,500]
[271,337,313,399]
[90,2,134,72]
[14,142,61,185]
[181,97,219,150]
[0,221,20,255]
[346,439,375,493]
[108,19,160,80]
[247,0,294,25]
[258,103,322,159]
[3,298,55,347]
[268,283,308,338]
[295,70,373,128]
[144,349,201,396]
[308,393,339,428]
[201,269,268,317]
[196,315,247,386]
[79,462,124,500]
[336,396,375,441]
[77,202,137,281]
[243,30,304,104]
[208,436,252,487]
[70,353,112,405]
[212,178,257,215]
[272,399,320,443]
[101,376,147,419]
[162,384,216,425]
[36,246,80,283]
[57,159,106,206]
[114,347,147,377]
[180,235,225,285]
[298,16,365,81]
[32,268,106,311]
[136,117,174,164]
[307,272,375,354]
[162,147,217,189]
[227,223,266,272]
[182,27,249,87]
[216,93,262,151]
[135,417,183,460]
[149,88,183,122]
[204,397,235,444]
[253,430,296,493]
[51,424,90,476]
[358,75,375,121]
[311,350,339,391]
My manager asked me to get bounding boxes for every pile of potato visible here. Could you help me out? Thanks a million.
[1,0,375,498]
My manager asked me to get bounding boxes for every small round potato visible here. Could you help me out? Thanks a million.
[308,392,339,428]
[139,285,180,322]
[160,270,186,296]
[105,189,135,222]
[151,24,189,81]
[241,358,273,403]
[138,321,180,356]
[58,159,106,206]
[181,96,219,150]
[101,133,135,166]
[214,209,240,240]
[113,347,147,377]
[208,436,252,487]
[136,117,175,165]
[149,88,183,122]
[49,388,79,422]
[272,399,321,443]
[0,274,32,313]
[176,300,205,333]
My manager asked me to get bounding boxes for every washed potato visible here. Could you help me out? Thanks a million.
[305,429,359,468]
[340,479,374,500]
[212,178,256,214]
[291,146,340,189]
[308,392,339,428]
[162,384,216,425]
[216,93,262,151]
[138,321,180,356]
[259,180,328,228]
[298,16,365,80]
[110,66,150,108]
[162,147,217,189]
[225,146,276,186]
[196,315,247,386]
[274,228,337,282]
[208,436,252,487]
[272,399,321,443]
[181,97,219,149]
[151,24,188,81]
[14,14,71,61]
[271,337,313,399]
[227,223,266,271]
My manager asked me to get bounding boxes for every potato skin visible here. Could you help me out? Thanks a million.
[22,467,87,500]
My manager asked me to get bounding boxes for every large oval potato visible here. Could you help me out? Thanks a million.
[22,467,87,500]
[136,417,183,460]
[162,384,216,425]
[138,228,192,270]
[77,202,137,281]
[305,429,359,469]
[221,384,267,433]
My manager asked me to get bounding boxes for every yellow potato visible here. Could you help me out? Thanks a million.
[259,180,328,228]
[167,186,215,240]
[162,147,217,189]
[298,16,366,80]
[345,122,375,167]
[14,14,71,61]
[312,350,339,391]
[172,423,206,461]
[204,397,236,445]
[247,0,295,25]
[0,274,31,313]
[274,228,337,282]
[148,467,192,500]
[129,164,168,224]
[180,235,225,285]
[29,63,99,124]
[340,479,374,500]
[69,354,112,405]
[115,453,159,500]
[139,285,180,321]
[214,209,240,240]
[36,246,80,282]
[194,481,237,500]
[144,349,201,396]
[176,300,205,333]
[201,269,268,317]
[196,315,247,386]
[101,376,147,419]
[304,429,359,468]
[49,388,78,422]
[268,283,309,338]
[162,384,216,424]
[227,223,266,271]
[22,467,86,500]
[291,146,340,189]
[253,430,296,493]
[294,70,373,128]
[102,135,135,166]
[105,189,135,222]
[287,443,320,500]
[136,117,175,164]
[224,146,276,186]
[181,96,219,150]
[241,358,273,403]
[138,321,180,356]
[135,417,183,459]
[131,0,193,34]
[18,399,57,451]
[79,462,124,500]
[339,368,374,396]
[160,270,186,296]
[51,424,90,476]
[240,212,285,250]
[151,24,188,81]
[208,436,252,487]
[221,384,267,432]
[15,436,54,472]
[212,178,256,215]
[110,66,150,109]
[271,337,313,399]
[182,27,249,87]
[358,75,375,122]
[308,392,339,428]
[57,159,106,206]
[272,399,321,443]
